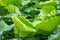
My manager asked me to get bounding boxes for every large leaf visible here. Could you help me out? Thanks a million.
[0,0,22,6]
[12,16,36,37]
[35,16,60,34]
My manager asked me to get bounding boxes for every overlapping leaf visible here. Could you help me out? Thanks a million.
[12,16,60,37]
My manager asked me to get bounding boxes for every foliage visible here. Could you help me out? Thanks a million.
[48,25,60,40]
[0,0,60,40]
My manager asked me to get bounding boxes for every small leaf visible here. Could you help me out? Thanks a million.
[21,0,31,5]
[40,6,56,17]
[6,5,21,15]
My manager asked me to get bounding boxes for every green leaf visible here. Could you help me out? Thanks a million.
[31,0,40,3]
[14,27,34,38]
[35,1,57,8]
[0,20,9,35]
[12,16,36,37]
[21,0,31,5]
[0,0,22,6]
[4,13,19,18]
[35,16,60,34]
[48,25,60,40]
[6,5,21,14]
[40,6,56,17]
